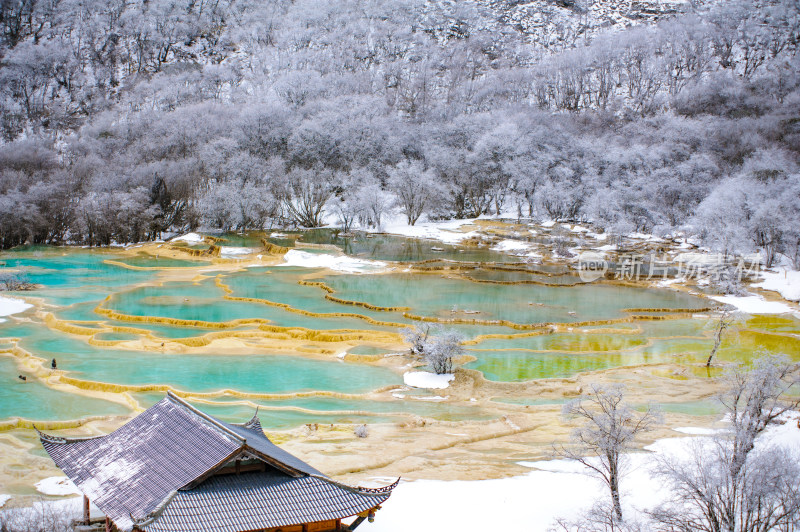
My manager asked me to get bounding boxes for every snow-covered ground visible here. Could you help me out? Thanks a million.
[0,495,10,508]
[10,415,798,531]
[491,239,533,254]
[755,269,800,302]
[0,295,32,323]
[219,246,253,257]
[279,249,386,273]
[361,412,800,531]
[170,232,204,243]
[34,477,81,497]
[709,294,798,316]
[381,217,480,245]
[403,371,454,389]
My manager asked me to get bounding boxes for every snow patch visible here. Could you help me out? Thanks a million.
[382,218,480,245]
[279,249,386,273]
[754,269,800,302]
[709,294,797,315]
[492,239,531,253]
[403,371,454,389]
[594,244,617,252]
[672,427,721,435]
[0,295,32,322]
[171,232,204,243]
[35,477,81,497]
[361,412,800,532]
[628,232,663,242]
[219,246,253,257]
[0,495,11,508]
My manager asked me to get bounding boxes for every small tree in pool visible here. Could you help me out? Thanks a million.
[555,384,661,524]
[425,330,465,375]
[401,324,432,357]
[401,325,464,374]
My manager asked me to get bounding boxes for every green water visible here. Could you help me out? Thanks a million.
[110,254,206,268]
[0,234,794,427]
[104,277,396,330]
[652,400,724,416]
[321,273,708,325]
[10,328,398,394]
[490,397,569,406]
[466,350,655,381]
[290,230,513,263]
[205,229,514,263]
[132,392,489,427]
[464,269,585,285]
[0,356,129,420]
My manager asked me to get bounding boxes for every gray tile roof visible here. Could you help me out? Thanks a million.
[223,417,323,478]
[39,393,395,532]
[138,470,392,532]
[40,394,242,531]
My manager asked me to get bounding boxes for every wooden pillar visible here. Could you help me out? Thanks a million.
[83,495,91,525]
[335,519,341,531]
[105,516,111,532]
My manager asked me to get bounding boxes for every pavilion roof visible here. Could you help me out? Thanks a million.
[39,392,394,531]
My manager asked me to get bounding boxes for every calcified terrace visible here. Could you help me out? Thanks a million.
[0,222,799,498]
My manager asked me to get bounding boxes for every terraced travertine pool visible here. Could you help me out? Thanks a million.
[1,228,799,495]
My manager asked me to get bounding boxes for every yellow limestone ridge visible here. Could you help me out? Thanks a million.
[92,296,403,345]
[0,415,114,433]
[101,259,207,272]
[297,280,411,312]
[214,276,408,328]
[43,312,103,336]
[261,238,290,255]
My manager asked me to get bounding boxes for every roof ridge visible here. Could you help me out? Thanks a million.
[35,425,106,445]
[166,392,247,445]
[129,489,179,529]
[135,471,398,531]
[310,475,401,496]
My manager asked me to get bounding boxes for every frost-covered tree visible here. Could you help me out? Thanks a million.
[279,166,338,228]
[387,161,444,226]
[556,385,660,524]
[424,329,465,375]
[650,355,800,532]
[693,179,752,261]
[401,325,464,375]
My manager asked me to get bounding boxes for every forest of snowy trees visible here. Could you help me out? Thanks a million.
[0,0,798,267]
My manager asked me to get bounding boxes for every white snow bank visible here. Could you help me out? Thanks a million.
[0,495,10,508]
[672,427,721,435]
[219,246,253,257]
[35,477,81,497]
[381,217,479,245]
[279,249,386,273]
[709,294,797,315]
[628,232,663,242]
[171,232,204,243]
[595,244,617,252]
[361,412,800,532]
[0,295,32,322]
[674,252,724,265]
[754,269,800,302]
[491,239,531,253]
[403,371,454,389]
